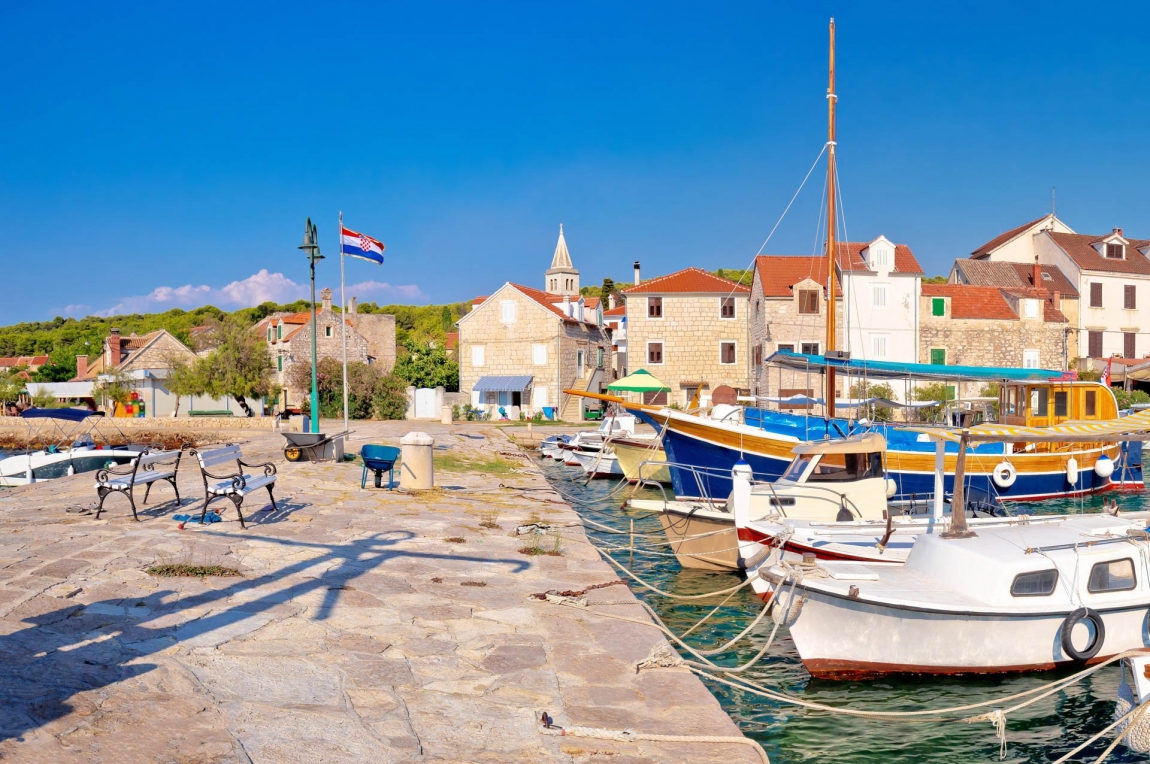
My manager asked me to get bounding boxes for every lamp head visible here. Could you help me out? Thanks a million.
[299,218,324,261]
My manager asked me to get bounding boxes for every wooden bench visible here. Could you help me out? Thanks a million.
[95,447,186,521]
[192,444,277,528]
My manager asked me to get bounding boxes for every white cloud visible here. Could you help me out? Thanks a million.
[94,270,424,317]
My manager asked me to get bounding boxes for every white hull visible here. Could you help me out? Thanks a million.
[571,450,624,478]
[0,448,141,487]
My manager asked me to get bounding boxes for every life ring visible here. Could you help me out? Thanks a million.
[1066,457,1079,486]
[1060,607,1105,662]
[1095,454,1115,479]
[992,461,1017,489]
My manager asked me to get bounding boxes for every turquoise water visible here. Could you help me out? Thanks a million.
[536,455,1148,763]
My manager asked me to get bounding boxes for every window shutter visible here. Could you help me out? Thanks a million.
[1125,332,1136,359]
[932,298,945,317]
[930,348,946,366]
[1125,285,1137,310]
[1088,331,1103,358]
[1090,283,1103,308]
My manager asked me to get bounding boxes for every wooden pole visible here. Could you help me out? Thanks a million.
[825,18,838,420]
[942,413,977,538]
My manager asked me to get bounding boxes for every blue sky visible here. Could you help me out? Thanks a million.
[3,1,1150,324]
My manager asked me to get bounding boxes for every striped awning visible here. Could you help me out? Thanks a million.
[473,375,533,393]
[908,409,1150,444]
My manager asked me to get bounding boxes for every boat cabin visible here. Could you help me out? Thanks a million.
[766,433,889,521]
[998,380,1117,428]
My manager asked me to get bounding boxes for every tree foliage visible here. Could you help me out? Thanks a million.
[848,382,896,422]
[91,368,135,411]
[193,315,277,416]
[912,382,955,422]
[713,268,753,287]
[1115,388,1150,411]
[354,301,470,346]
[286,358,408,420]
[0,372,24,407]
[392,339,459,391]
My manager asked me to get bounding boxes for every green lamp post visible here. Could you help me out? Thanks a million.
[299,218,324,433]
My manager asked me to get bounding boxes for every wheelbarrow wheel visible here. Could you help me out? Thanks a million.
[284,447,302,462]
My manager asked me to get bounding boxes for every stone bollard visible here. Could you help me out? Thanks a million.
[441,405,452,425]
[400,431,435,490]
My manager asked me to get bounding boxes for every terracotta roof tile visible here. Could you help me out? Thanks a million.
[508,283,603,326]
[921,284,1019,320]
[583,296,601,309]
[1047,231,1150,275]
[603,305,626,317]
[0,356,49,368]
[623,267,750,295]
[953,260,1079,297]
[836,242,924,274]
[971,214,1056,257]
[754,256,841,298]
[445,332,458,350]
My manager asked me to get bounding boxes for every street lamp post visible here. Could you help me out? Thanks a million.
[299,218,324,434]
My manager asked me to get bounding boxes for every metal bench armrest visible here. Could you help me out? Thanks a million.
[239,460,277,478]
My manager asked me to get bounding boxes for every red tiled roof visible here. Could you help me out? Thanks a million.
[603,305,626,317]
[0,356,49,368]
[1046,232,1150,275]
[583,296,601,309]
[998,288,1068,322]
[952,260,1079,298]
[754,256,841,298]
[508,283,601,325]
[623,268,750,295]
[971,215,1054,258]
[921,284,1019,320]
[836,242,924,275]
[120,330,163,351]
[445,332,458,350]
[472,296,487,305]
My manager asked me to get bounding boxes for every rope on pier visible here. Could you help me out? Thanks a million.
[538,722,770,764]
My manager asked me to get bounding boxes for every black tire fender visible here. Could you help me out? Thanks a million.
[1060,607,1105,663]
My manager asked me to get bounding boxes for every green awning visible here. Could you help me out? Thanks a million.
[607,369,671,393]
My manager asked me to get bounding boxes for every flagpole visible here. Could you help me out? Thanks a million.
[339,211,350,437]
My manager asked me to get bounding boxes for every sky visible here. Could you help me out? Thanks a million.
[3,1,1150,325]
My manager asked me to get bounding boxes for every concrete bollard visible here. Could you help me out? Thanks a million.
[441,405,452,425]
[400,431,435,490]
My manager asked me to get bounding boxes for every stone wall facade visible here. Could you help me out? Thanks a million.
[349,312,397,372]
[624,293,748,407]
[749,276,844,400]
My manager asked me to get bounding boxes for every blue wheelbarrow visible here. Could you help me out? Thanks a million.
[361,445,400,489]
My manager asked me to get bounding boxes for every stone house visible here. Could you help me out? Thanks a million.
[748,255,842,403]
[254,288,397,412]
[968,213,1150,364]
[622,267,749,407]
[919,283,1069,399]
[603,303,626,377]
[457,226,612,420]
[72,328,232,416]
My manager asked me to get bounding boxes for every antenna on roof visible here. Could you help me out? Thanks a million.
[1051,186,1056,218]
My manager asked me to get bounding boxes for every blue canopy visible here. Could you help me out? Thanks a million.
[766,351,1066,382]
[20,407,103,423]
[473,375,533,393]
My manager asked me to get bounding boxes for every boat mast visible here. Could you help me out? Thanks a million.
[825,18,838,419]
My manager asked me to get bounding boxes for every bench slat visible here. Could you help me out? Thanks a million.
[208,474,275,495]
[137,450,179,466]
[197,447,242,468]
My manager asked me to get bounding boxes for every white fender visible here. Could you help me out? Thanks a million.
[992,461,1017,489]
[1095,454,1115,479]
[1066,457,1079,486]
[885,478,897,498]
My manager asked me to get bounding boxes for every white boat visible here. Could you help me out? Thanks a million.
[0,408,143,487]
[570,449,624,479]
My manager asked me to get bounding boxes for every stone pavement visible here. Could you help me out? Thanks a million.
[0,421,759,763]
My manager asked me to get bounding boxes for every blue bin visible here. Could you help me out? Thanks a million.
[542,407,555,420]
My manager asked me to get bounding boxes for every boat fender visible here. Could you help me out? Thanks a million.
[1095,454,1115,479]
[1060,607,1105,663]
[772,589,805,627]
[992,461,1017,489]
[1067,457,1080,486]
[885,478,897,498]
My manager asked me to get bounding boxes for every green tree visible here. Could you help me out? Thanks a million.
[196,315,275,416]
[1115,389,1150,410]
[392,339,459,391]
[372,373,409,420]
[922,275,949,284]
[165,352,206,417]
[286,358,407,420]
[0,372,25,411]
[848,381,896,421]
[713,268,753,287]
[978,382,1001,418]
[912,382,955,423]
[91,368,135,413]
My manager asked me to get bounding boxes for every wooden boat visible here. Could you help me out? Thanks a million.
[612,437,670,483]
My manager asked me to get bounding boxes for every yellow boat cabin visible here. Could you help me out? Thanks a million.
[999,380,1118,428]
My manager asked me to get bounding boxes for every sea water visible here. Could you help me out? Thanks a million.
[536,455,1147,763]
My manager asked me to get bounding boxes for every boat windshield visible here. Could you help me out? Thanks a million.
[807,452,884,483]
[781,455,813,482]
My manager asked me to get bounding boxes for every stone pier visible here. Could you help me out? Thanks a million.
[0,421,758,763]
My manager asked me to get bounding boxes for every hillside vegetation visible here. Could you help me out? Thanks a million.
[0,301,470,382]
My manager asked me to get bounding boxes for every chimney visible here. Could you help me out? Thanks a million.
[608,293,616,310]
[320,287,333,313]
[1114,228,1124,238]
[349,296,358,315]
[1032,258,1042,290]
[561,294,571,318]
[76,355,88,379]
[633,260,641,285]
[108,329,122,368]
[1053,290,1061,310]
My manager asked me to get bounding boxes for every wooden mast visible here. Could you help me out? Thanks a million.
[825,18,838,419]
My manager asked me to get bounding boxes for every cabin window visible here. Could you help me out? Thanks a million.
[1010,569,1058,597]
[647,297,663,318]
[1126,285,1137,310]
[782,455,814,482]
[798,289,820,315]
[647,342,663,364]
[931,297,945,317]
[720,298,736,319]
[1054,391,1069,418]
[1090,283,1103,308]
[1106,243,1124,259]
[720,342,736,364]
[1125,333,1137,359]
[1085,390,1097,417]
[930,348,946,366]
[1005,386,1018,416]
[807,452,883,482]
[1088,331,1103,358]
[1088,558,1137,593]
[1030,387,1049,417]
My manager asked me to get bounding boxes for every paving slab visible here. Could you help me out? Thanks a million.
[0,421,759,763]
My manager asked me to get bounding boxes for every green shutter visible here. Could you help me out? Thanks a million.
[277,356,282,372]
[932,297,945,317]
[277,324,282,339]
[930,348,946,366]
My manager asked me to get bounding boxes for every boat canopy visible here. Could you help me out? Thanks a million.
[792,432,886,455]
[909,409,1150,444]
[766,350,1065,382]
[608,369,671,393]
[754,394,943,409]
[20,407,102,423]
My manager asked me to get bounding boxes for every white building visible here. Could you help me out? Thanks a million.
[970,215,1150,362]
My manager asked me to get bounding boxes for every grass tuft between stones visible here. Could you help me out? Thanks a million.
[445,536,466,543]
[460,580,487,587]
[147,563,241,578]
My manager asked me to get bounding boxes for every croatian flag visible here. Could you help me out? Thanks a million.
[341,227,385,265]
